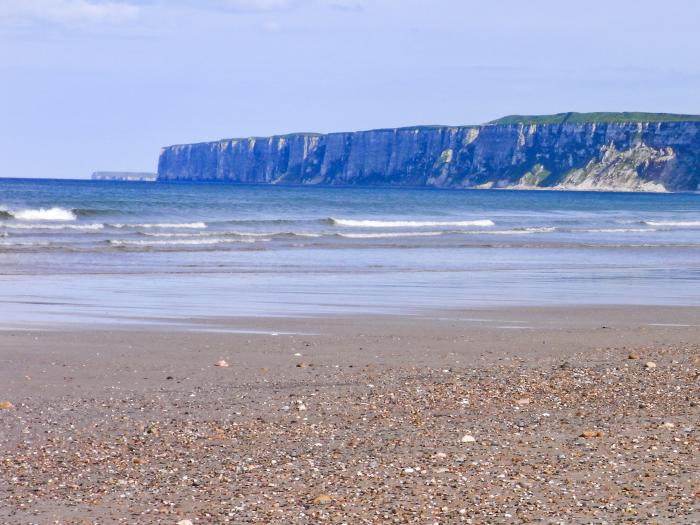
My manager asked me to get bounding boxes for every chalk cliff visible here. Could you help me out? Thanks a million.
[157,113,700,192]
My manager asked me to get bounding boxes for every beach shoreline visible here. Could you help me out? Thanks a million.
[1,305,699,523]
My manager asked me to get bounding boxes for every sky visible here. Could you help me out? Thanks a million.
[1,0,700,179]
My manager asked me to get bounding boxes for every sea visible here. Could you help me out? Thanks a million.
[1,178,700,329]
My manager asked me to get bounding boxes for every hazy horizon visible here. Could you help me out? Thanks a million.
[2,0,700,179]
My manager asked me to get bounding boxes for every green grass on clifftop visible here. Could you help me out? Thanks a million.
[489,112,700,125]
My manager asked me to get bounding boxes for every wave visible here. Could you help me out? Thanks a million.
[0,222,105,231]
[109,237,268,247]
[138,232,204,238]
[72,207,124,217]
[337,227,554,239]
[111,222,207,229]
[338,231,444,239]
[1,206,77,221]
[644,220,700,227]
[0,240,51,247]
[330,218,495,228]
[478,227,555,235]
[138,231,321,239]
[581,228,655,233]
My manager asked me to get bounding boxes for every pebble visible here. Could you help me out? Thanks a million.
[628,353,641,360]
[0,401,14,410]
[660,422,675,429]
[461,434,476,443]
[580,430,604,438]
[515,397,531,405]
[177,520,193,525]
[215,360,229,368]
[311,494,333,505]
[644,361,657,369]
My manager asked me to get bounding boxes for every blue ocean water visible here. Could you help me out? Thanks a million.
[1,178,700,327]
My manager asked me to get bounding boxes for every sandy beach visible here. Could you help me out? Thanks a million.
[1,305,698,524]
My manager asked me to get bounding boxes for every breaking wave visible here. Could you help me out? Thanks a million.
[644,220,700,227]
[1,206,77,221]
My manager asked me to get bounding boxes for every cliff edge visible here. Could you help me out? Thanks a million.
[157,112,700,192]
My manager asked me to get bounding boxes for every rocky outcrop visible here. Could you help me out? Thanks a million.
[157,114,700,192]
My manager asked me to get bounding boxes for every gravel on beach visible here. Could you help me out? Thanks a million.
[1,343,698,524]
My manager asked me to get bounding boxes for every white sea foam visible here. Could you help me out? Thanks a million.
[288,232,322,238]
[4,207,77,221]
[111,222,207,229]
[330,218,495,228]
[644,220,700,227]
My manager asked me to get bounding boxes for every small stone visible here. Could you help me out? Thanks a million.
[580,430,604,438]
[294,400,307,411]
[215,360,229,368]
[311,494,333,505]
[0,401,14,410]
[628,353,641,360]
[177,520,194,525]
[515,398,531,405]
[645,361,657,369]
[461,434,476,443]
[296,363,307,368]
[660,422,675,429]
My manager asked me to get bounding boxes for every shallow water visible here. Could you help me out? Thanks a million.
[1,178,700,327]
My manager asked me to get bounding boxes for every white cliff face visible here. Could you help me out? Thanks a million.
[157,120,700,192]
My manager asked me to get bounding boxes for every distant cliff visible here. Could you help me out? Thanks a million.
[157,113,700,192]
[93,171,157,182]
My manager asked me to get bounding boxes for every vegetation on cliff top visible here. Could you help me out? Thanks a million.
[489,112,700,125]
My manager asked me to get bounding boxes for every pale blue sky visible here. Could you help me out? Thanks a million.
[2,0,699,179]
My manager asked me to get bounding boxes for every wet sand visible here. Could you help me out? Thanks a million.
[0,305,699,524]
